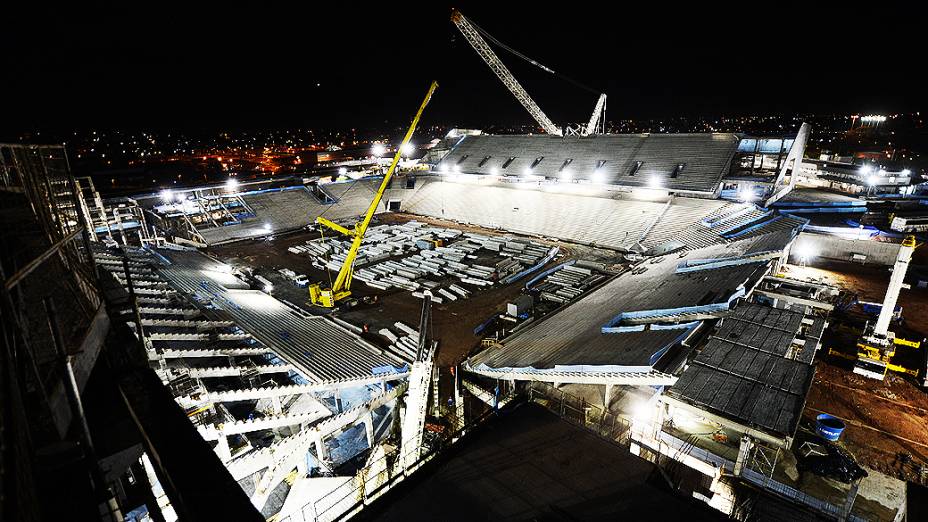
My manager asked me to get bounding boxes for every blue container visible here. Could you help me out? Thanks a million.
[816,413,846,441]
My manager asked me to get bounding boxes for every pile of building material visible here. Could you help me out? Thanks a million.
[379,322,422,362]
[533,264,607,304]
[290,220,553,300]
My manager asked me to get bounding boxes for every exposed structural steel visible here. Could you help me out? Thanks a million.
[451,10,562,136]
[873,236,916,337]
[583,93,607,137]
[310,81,438,307]
[854,235,921,380]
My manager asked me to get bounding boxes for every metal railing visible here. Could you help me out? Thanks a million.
[526,381,632,448]
[278,405,497,522]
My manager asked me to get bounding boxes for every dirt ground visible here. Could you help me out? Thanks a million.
[791,261,928,485]
[207,213,624,369]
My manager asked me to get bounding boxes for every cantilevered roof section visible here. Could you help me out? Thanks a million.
[666,302,818,439]
[436,133,740,194]
[156,249,406,382]
[467,233,798,380]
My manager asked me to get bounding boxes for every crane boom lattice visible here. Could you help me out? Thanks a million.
[452,10,562,136]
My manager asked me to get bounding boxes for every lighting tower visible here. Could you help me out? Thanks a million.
[854,235,918,380]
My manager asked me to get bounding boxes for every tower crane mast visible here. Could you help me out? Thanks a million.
[451,10,562,136]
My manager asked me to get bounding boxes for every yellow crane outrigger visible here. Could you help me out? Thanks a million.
[309,81,438,308]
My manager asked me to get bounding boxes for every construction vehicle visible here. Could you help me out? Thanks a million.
[308,81,438,308]
[851,235,922,379]
[451,9,605,137]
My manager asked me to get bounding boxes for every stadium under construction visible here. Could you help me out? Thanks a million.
[4,10,928,522]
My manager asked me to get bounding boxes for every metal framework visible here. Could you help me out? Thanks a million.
[451,10,562,136]
[310,81,438,307]
[582,94,607,136]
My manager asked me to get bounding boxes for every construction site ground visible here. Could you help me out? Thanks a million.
[207,212,623,369]
[785,261,928,486]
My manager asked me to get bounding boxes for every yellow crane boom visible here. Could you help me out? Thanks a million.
[309,81,438,308]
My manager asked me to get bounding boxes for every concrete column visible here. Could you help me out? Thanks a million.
[365,412,375,447]
[734,435,752,477]
[604,384,614,409]
[653,402,666,439]
[272,396,282,415]
[296,450,309,476]
[215,434,232,462]
[333,389,343,413]
[313,431,327,464]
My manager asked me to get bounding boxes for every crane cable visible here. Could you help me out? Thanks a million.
[466,17,601,96]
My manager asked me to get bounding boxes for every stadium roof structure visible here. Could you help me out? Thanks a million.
[436,133,741,194]
[665,302,821,442]
[156,248,408,382]
[465,228,803,386]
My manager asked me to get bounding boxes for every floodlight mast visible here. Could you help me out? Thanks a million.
[451,9,562,136]
[308,81,438,308]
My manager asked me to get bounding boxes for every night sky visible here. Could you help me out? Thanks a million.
[2,2,922,134]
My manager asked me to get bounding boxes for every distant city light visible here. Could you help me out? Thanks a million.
[860,115,887,123]
[226,178,239,190]
[371,143,386,157]
[400,142,414,156]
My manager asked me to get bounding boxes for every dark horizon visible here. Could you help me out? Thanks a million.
[2,3,923,135]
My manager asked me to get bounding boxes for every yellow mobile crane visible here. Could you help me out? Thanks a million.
[309,81,438,308]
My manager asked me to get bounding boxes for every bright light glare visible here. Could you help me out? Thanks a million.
[160,189,175,202]
[648,176,662,189]
[226,178,239,190]
[866,175,878,186]
[489,166,499,176]
[439,164,449,173]
[795,243,816,259]
[859,165,873,175]
[591,168,605,184]
[400,142,414,156]
[522,167,533,176]
[371,143,386,157]
[452,165,461,173]
[901,169,911,176]
[630,399,655,424]
[738,187,757,203]
[262,224,272,233]
[338,166,348,176]
[560,168,573,181]
[263,284,274,293]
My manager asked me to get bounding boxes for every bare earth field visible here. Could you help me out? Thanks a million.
[208,212,623,369]
[789,261,928,484]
